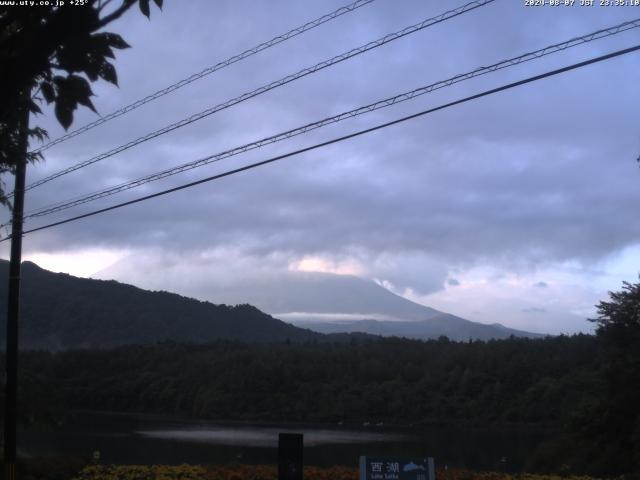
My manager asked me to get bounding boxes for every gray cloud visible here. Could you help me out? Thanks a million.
[522,307,547,314]
[2,0,639,332]
[534,281,548,288]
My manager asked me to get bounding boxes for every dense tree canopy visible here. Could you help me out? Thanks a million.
[583,279,640,475]
[0,0,162,205]
[593,279,640,332]
[4,281,640,475]
[4,335,603,474]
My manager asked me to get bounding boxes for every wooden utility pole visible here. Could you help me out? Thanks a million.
[4,90,30,480]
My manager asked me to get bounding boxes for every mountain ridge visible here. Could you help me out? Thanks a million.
[96,256,547,339]
[185,270,546,340]
[0,260,326,350]
[290,317,544,341]
[0,260,544,349]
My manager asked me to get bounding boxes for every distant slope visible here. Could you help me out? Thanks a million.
[183,271,545,340]
[207,271,444,320]
[0,261,325,350]
[293,317,544,341]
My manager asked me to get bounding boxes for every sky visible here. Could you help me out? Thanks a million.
[1,0,639,335]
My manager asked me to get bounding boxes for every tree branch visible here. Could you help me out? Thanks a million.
[97,0,137,28]
[98,0,116,13]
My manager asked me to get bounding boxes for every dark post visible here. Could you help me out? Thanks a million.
[278,433,303,480]
[4,90,30,480]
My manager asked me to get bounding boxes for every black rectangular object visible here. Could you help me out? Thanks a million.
[278,432,303,480]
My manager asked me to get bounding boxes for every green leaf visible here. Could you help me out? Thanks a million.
[55,98,74,130]
[57,41,92,73]
[51,74,98,128]
[139,0,150,18]
[82,54,102,81]
[98,61,118,86]
[26,151,44,164]
[100,32,130,50]
[28,101,42,115]
[91,34,116,59]
[52,75,66,89]
[66,74,93,95]
[67,75,97,113]
[28,127,49,143]
[77,96,97,114]
[40,81,55,104]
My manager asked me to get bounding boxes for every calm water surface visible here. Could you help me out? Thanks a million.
[19,411,552,471]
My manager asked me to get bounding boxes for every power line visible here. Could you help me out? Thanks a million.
[29,0,377,154]
[19,17,640,221]
[17,0,495,195]
[5,44,637,242]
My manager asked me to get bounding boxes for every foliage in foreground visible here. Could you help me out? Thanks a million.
[0,0,163,205]
[67,465,612,480]
[586,280,640,475]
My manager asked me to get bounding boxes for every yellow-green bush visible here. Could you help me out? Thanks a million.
[71,465,607,480]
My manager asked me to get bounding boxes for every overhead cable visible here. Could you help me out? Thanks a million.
[20,17,640,221]
[4,44,637,241]
[30,0,377,154]
[18,0,495,194]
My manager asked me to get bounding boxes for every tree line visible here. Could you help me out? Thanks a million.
[2,280,639,476]
[0,334,607,474]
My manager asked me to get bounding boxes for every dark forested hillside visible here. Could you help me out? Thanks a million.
[5,333,630,475]
[0,261,323,349]
[13,335,599,426]
[3,259,636,475]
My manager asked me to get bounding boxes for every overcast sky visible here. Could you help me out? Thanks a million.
[2,0,639,334]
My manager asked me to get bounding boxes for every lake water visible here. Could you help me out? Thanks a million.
[19,411,552,471]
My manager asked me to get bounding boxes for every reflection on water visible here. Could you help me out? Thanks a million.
[138,427,403,447]
[19,411,553,471]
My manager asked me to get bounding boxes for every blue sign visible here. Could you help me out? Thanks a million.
[359,457,435,480]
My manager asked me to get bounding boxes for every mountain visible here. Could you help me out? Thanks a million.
[98,259,546,341]
[199,271,444,320]
[0,260,327,350]
[293,318,544,341]
[0,260,543,350]
[168,271,545,341]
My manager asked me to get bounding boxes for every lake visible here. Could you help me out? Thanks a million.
[18,411,552,471]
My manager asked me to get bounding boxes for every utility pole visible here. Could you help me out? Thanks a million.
[4,89,30,480]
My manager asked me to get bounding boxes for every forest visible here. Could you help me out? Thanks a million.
[14,335,595,425]
[1,333,633,476]
[2,280,638,476]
